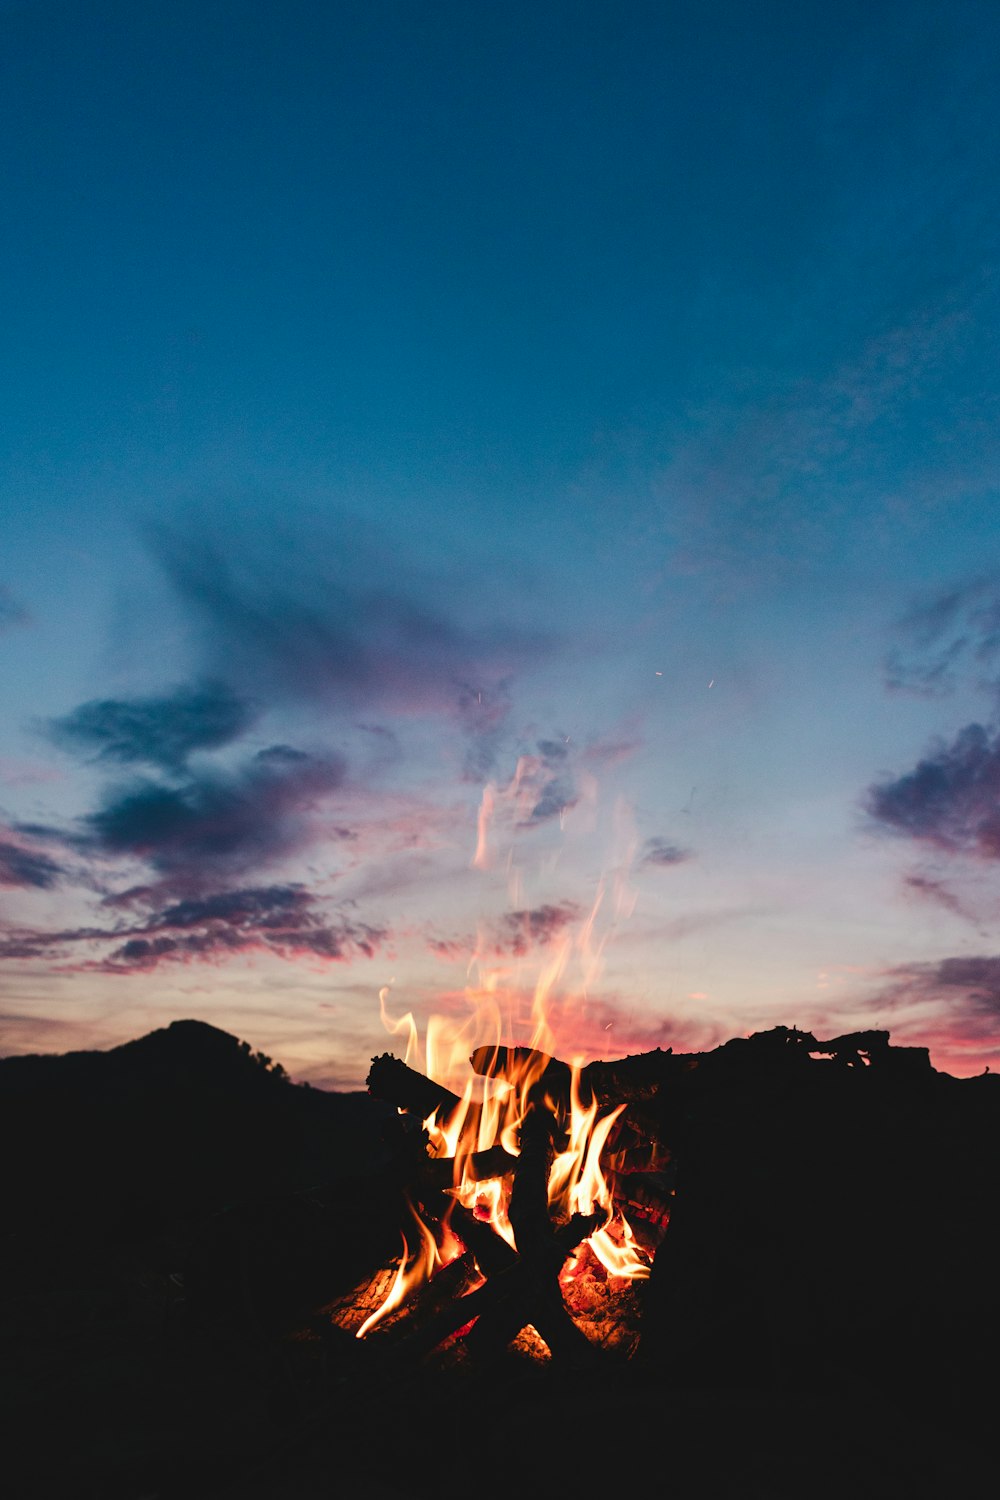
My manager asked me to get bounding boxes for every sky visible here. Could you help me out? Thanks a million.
[2,0,1000,1089]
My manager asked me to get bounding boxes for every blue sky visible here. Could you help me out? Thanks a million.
[2,0,1000,1087]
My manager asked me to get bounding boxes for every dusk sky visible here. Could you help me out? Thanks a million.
[3,0,1000,1088]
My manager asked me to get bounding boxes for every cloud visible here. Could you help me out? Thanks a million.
[884,576,1000,702]
[655,260,998,592]
[31,743,348,884]
[46,679,257,771]
[639,836,692,869]
[426,901,582,962]
[0,836,63,889]
[94,883,386,973]
[456,679,515,782]
[865,722,1000,857]
[871,953,1000,1068]
[0,882,387,973]
[495,902,581,955]
[901,873,974,921]
[149,524,554,761]
[514,741,577,826]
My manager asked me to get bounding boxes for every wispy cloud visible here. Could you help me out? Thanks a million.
[0,882,387,973]
[884,575,1000,703]
[149,520,555,773]
[901,872,975,922]
[639,836,692,869]
[0,835,64,889]
[656,265,998,590]
[869,953,1000,1071]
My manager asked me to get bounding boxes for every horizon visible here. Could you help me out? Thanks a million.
[3,1,1000,1089]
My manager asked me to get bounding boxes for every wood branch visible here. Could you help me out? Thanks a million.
[469,1045,677,1106]
[419,1144,518,1192]
[615,1170,674,1225]
[366,1052,467,1122]
[508,1098,558,1253]
[384,1208,604,1367]
[454,1206,606,1364]
[447,1203,517,1277]
[364,1250,483,1349]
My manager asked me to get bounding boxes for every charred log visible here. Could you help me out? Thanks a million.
[469,1044,675,1106]
[366,1052,466,1121]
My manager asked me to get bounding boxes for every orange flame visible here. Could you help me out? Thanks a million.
[362,914,652,1337]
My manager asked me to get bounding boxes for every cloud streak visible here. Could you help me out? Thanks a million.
[871,953,1000,1071]
[885,576,1000,703]
[0,883,387,973]
[0,836,64,889]
[639,836,692,869]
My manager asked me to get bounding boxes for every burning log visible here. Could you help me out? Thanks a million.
[379,1205,605,1367]
[366,1052,466,1121]
[421,1143,518,1192]
[361,1036,660,1368]
[449,1202,517,1276]
[461,1096,606,1365]
[470,1044,674,1106]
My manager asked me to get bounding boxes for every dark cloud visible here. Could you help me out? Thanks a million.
[865,722,1000,857]
[95,883,386,972]
[47,679,256,771]
[0,882,386,973]
[80,744,347,879]
[930,955,1000,997]
[640,837,692,869]
[885,577,1000,702]
[496,902,581,955]
[0,837,63,889]
[150,528,553,749]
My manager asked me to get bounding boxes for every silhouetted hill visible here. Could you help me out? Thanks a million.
[1,1019,408,1311]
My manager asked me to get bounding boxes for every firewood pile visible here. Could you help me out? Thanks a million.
[323,1024,951,1374]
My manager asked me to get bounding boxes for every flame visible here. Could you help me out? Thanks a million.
[356,785,655,1342]
[356,1209,443,1339]
[362,927,652,1340]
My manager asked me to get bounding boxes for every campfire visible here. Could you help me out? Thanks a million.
[323,1003,942,1377]
[326,977,674,1368]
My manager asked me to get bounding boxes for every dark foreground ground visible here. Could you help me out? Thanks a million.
[2,1019,997,1498]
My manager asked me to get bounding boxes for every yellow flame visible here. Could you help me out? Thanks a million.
[362,806,655,1339]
